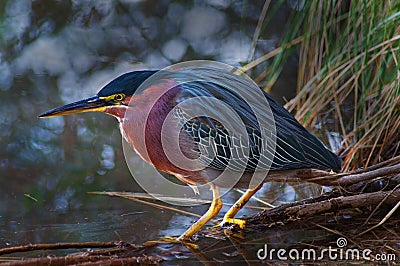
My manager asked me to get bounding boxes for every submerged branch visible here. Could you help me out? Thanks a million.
[0,241,125,255]
[0,241,161,266]
[0,241,138,256]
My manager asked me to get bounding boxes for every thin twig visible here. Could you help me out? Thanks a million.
[234,188,275,208]
[240,36,303,73]
[357,199,400,236]
[248,0,271,61]
[360,183,400,227]
[91,191,203,219]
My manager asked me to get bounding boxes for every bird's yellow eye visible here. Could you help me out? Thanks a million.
[114,93,125,101]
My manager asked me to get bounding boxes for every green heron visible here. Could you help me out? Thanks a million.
[40,67,341,243]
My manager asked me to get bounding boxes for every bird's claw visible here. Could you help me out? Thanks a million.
[215,218,246,229]
[143,236,198,249]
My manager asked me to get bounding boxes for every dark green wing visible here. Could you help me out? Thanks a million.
[173,80,342,172]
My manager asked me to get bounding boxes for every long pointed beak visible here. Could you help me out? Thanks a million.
[39,96,109,118]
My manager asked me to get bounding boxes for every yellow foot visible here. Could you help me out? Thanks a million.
[143,236,198,249]
[216,218,246,229]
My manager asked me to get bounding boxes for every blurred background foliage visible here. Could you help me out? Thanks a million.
[246,0,400,171]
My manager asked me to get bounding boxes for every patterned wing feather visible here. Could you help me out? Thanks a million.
[172,80,342,172]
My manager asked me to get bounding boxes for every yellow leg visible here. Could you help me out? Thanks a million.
[219,183,263,229]
[144,184,222,248]
[177,183,222,241]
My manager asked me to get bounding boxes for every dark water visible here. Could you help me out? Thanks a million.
[0,1,334,263]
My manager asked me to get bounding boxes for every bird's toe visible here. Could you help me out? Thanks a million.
[217,218,246,229]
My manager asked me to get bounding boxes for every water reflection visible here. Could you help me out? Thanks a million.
[0,0,330,263]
